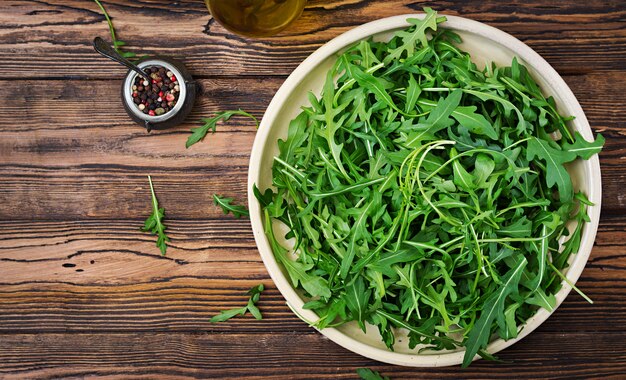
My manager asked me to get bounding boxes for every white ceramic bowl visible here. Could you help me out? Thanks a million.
[247,13,601,367]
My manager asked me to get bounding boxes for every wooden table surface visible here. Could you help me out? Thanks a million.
[0,1,625,379]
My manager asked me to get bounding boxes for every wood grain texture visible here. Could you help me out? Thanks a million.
[1,331,626,380]
[0,0,625,379]
[0,0,624,80]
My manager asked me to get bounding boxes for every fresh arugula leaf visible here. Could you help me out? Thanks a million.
[562,132,605,160]
[210,284,265,323]
[405,73,421,114]
[343,276,372,332]
[213,194,249,218]
[503,302,521,340]
[526,288,556,312]
[210,306,247,323]
[186,110,258,148]
[526,136,575,201]
[473,154,495,187]
[452,106,498,140]
[424,89,463,130]
[450,147,475,192]
[463,258,527,367]
[498,216,532,238]
[141,175,170,255]
[321,71,350,178]
[402,90,462,147]
[384,7,439,63]
[356,368,390,380]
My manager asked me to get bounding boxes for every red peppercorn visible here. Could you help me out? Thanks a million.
[132,92,138,97]
[148,110,155,116]
[170,75,177,82]
[158,91,164,97]
[152,80,157,84]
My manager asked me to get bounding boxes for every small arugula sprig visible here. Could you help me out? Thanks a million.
[186,110,258,148]
[142,176,170,255]
[356,368,390,380]
[210,284,265,322]
[214,194,250,218]
[93,0,137,59]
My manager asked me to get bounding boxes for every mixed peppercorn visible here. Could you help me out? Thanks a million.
[132,66,180,116]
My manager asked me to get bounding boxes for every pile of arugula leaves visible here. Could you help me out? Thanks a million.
[255,8,603,366]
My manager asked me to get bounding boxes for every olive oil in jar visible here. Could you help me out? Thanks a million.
[205,0,306,37]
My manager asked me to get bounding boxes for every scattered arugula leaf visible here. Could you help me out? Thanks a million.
[255,8,604,367]
[93,0,137,59]
[210,284,265,323]
[356,368,390,380]
[141,175,170,256]
[214,194,250,218]
[186,110,258,148]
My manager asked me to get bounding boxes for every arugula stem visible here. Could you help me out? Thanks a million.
[547,261,593,304]
[93,0,118,47]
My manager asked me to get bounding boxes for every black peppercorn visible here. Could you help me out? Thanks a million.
[129,64,182,119]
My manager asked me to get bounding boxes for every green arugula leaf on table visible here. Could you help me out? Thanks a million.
[210,284,265,323]
[141,175,170,256]
[213,194,249,218]
[356,368,391,380]
[186,110,258,148]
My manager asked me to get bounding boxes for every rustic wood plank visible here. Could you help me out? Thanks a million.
[0,272,624,334]
[0,331,625,379]
[0,0,624,80]
[1,73,623,131]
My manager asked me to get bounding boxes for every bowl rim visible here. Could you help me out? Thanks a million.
[247,12,602,367]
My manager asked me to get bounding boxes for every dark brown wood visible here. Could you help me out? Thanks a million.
[0,0,625,379]
[1,331,626,379]
[0,0,624,80]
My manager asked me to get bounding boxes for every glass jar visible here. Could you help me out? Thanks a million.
[205,0,306,37]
